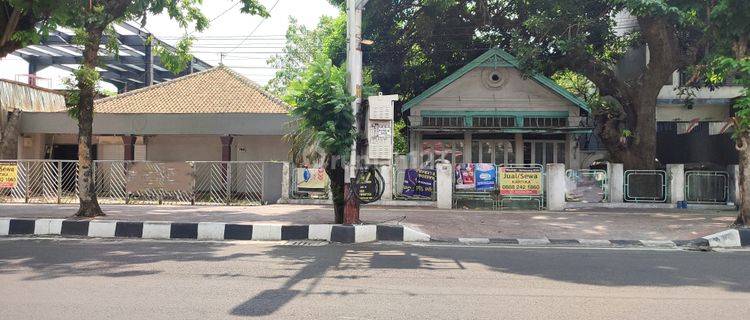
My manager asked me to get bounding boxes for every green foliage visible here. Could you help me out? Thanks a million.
[285,56,355,158]
[552,71,601,108]
[393,119,408,154]
[154,36,194,74]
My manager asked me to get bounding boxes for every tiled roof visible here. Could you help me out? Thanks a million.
[94,65,290,114]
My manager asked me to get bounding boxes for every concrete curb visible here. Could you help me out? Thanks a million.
[0,218,430,243]
[698,228,750,248]
[430,237,701,248]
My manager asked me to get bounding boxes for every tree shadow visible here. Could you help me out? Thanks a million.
[229,243,750,317]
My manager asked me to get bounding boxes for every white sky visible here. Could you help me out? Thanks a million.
[0,0,339,90]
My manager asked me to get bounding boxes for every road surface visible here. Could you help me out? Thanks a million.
[0,238,748,319]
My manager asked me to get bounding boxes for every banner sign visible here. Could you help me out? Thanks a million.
[474,163,497,191]
[455,164,475,189]
[0,163,18,189]
[296,168,329,190]
[498,166,543,196]
[402,169,436,198]
[126,162,193,193]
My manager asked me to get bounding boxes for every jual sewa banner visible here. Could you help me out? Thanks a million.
[0,163,18,188]
[498,166,543,196]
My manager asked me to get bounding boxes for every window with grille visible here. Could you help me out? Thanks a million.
[523,117,568,128]
[472,116,515,128]
[421,116,464,127]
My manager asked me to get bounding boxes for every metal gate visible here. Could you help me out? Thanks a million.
[685,171,728,204]
[624,170,667,202]
[2,160,270,206]
[565,169,608,203]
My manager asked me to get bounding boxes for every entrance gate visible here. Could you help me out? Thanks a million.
[565,169,608,203]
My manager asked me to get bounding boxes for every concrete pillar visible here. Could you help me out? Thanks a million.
[144,37,154,86]
[261,162,283,204]
[667,164,685,203]
[220,135,233,162]
[463,133,472,163]
[728,164,740,206]
[514,133,524,164]
[280,162,290,201]
[121,135,136,161]
[545,163,566,211]
[379,164,393,200]
[608,163,624,203]
[436,162,453,209]
[409,130,421,168]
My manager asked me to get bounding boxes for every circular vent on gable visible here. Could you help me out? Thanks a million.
[482,68,507,89]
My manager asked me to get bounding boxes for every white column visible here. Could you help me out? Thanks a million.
[280,162,291,202]
[436,162,453,209]
[463,133,472,163]
[545,163,566,210]
[514,133,523,164]
[409,130,421,168]
[667,164,685,203]
[608,163,624,203]
[728,164,740,206]
[379,164,393,201]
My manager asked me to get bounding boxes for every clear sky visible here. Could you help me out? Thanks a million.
[0,0,339,90]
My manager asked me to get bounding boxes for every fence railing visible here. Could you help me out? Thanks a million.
[685,171,728,204]
[565,169,608,203]
[1,160,274,206]
[624,170,667,203]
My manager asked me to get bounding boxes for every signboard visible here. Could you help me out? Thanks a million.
[402,169,436,198]
[498,166,543,196]
[353,167,383,203]
[0,163,18,188]
[474,163,497,191]
[295,168,329,190]
[126,162,193,193]
[455,164,475,189]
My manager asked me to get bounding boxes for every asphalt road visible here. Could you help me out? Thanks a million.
[1,238,749,320]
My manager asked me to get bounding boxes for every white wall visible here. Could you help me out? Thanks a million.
[233,135,290,162]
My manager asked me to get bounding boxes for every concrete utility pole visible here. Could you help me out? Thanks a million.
[344,0,369,224]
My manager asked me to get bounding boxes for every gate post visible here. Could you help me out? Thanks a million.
[280,162,290,203]
[728,164,740,206]
[56,161,62,204]
[436,163,452,209]
[667,164,685,204]
[379,164,393,201]
[608,163,624,203]
[545,163,566,211]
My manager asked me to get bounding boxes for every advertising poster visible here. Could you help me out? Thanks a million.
[498,166,543,196]
[402,169,436,198]
[455,164,475,189]
[0,163,18,188]
[474,163,497,191]
[296,168,329,190]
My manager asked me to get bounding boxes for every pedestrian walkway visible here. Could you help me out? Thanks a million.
[0,203,737,241]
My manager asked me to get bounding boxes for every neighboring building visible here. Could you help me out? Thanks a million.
[11,66,291,162]
[401,48,593,169]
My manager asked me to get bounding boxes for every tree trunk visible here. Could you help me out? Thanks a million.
[596,95,659,170]
[75,28,104,217]
[325,155,345,224]
[734,133,750,226]
[0,109,21,159]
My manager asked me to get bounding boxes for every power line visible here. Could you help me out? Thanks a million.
[226,0,282,54]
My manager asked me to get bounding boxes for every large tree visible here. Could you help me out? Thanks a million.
[59,0,268,217]
[0,0,65,59]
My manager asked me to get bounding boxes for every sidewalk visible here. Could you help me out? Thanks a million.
[0,203,737,241]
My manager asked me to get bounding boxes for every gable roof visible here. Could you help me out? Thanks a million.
[401,48,590,113]
[95,65,290,114]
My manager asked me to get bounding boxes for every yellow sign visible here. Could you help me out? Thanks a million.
[499,167,542,196]
[0,163,18,189]
[296,168,329,190]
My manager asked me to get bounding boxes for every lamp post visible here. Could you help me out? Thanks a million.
[344,0,370,224]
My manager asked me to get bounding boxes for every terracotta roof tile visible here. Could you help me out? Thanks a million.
[94,66,289,114]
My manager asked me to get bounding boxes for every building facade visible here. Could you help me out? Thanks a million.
[402,48,592,170]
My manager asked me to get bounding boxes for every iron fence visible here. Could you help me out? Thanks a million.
[624,170,667,203]
[1,160,271,206]
[685,171,728,204]
[565,169,608,203]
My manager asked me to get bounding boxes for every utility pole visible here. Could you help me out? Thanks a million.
[344,0,369,224]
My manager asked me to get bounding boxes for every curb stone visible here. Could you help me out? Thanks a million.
[0,218,430,243]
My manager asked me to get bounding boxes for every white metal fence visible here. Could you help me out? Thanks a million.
[0,160,273,205]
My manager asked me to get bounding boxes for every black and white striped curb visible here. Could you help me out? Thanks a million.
[430,237,728,248]
[0,218,430,243]
[697,229,750,248]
